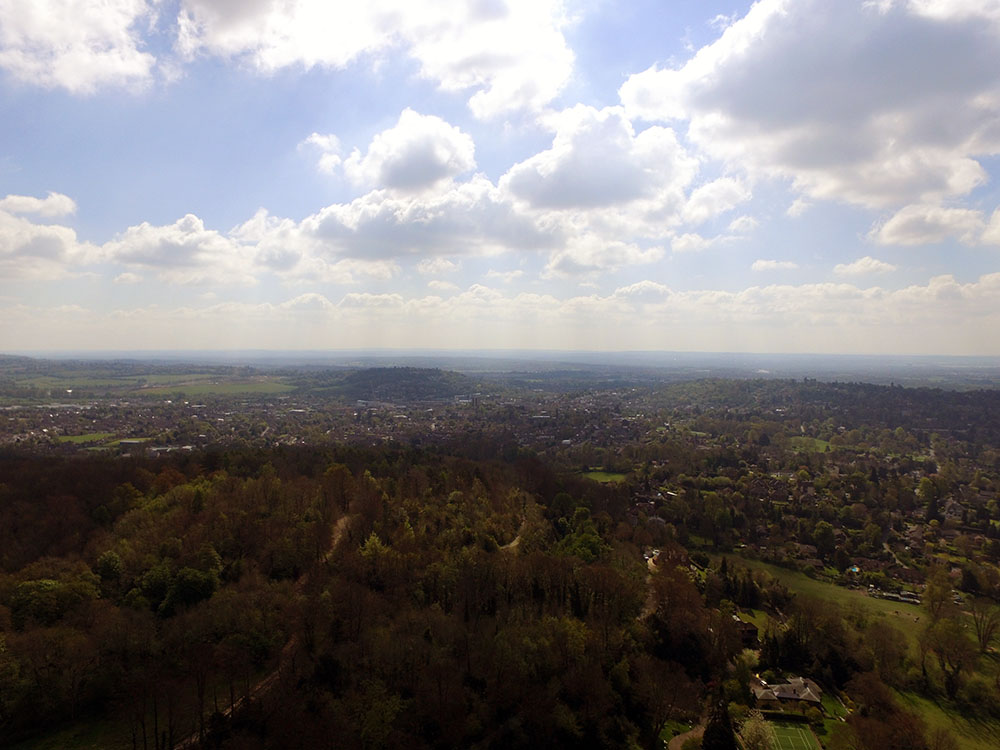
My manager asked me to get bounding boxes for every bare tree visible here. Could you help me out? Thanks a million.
[969,598,1000,653]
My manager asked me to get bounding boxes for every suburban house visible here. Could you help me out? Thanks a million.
[751,675,822,711]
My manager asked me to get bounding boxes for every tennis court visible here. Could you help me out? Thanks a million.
[771,720,819,750]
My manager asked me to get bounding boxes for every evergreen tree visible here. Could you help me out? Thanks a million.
[701,698,737,750]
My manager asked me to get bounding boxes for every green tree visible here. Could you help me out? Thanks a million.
[701,698,737,750]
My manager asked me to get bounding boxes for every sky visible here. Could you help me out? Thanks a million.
[2,0,1000,355]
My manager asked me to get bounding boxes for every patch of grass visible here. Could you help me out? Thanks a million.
[729,556,925,646]
[896,691,1000,750]
[56,432,116,444]
[789,436,831,452]
[660,718,693,743]
[740,607,772,631]
[582,470,628,483]
[820,692,847,720]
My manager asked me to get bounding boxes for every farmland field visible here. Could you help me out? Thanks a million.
[137,380,296,396]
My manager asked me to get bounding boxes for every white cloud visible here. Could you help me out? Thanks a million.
[485,269,524,283]
[983,208,1000,245]
[0,192,77,217]
[278,292,336,312]
[113,271,142,284]
[728,215,759,233]
[834,256,898,275]
[612,280,672,302]
[101,213,257,284]
[870,204,986,245]
[501,105,696,210]
[343,109,475,192]
[786,198,811,217]
[294,176,554,260]
[0,205,92,279]
[176,0,573,117]
[620,0,1000,209]
[8,273,1000,354]
[417,257,457,275]
[543,234,662,278]
[427,279,458,292]
[752,259,798,271]
[300,133,342,174]
[682,177,750,225]
[671,233,711,253]
[0,0,155,93]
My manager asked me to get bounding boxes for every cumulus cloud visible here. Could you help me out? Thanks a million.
[752,259,798,271]
[300,133,342,174]
[502,105,696,211]
[612,280,672,302]
[0,203,92,278]
[417,257,458,275]
[671,233,711,253]
[728,215,759,233]
[786,198,812,217]
[223,179,553,283]
[100,213,258,284]
[295,176,554,260]
[485,269,524,283]
[543,234,662,278]
[0,0,155,93]
[682,178,750,225]
[0,192,77,217]
[983,208,1000,245]
[342,109,475,192]
[113,271,142,284]
[427,279,458,292]
[834,256,898,275]
[620,0,1000,209]
[176,0,573,117]
[870,204,986,245]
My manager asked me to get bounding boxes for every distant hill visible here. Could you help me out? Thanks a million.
[318,367,478,402]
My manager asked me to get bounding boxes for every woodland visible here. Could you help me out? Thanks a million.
[1,371,1000,749]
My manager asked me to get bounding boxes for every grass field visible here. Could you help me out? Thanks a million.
[771,720,820,750]
[582,470,628,483]
[56,432,116,444]
[139,373,217,385]
[138,380,295,396]
[788,436,831,452]
[728,555,924,645]
[896,690,1000,750]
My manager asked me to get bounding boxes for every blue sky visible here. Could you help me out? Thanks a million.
[1,0,999,354]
